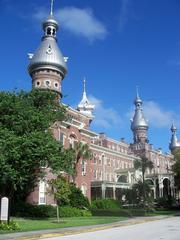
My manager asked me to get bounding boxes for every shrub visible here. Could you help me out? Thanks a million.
[91,208,146,217]
[0,221,20,231]
[91,199,121,210]
[68,184,90,209]
[11,202,56,218]
[59,206,92,217]
[155,197,176,208]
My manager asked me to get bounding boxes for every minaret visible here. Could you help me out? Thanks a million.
[169,123,180,152]
[77,78,95,119]
[131,89,148,144]
[28,0,67,98]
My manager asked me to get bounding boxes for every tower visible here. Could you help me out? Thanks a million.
[77,78,95,120]
[28,0,67,98]
[131,90,148,144]
[169,123,180,152]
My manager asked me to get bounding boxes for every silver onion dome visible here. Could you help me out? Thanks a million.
[28,12,67,78]
[169,123,180,151]
[131,93,148,130]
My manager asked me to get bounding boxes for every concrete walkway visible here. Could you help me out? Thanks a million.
[0,215,171,240]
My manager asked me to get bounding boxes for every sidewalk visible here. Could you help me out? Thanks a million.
[0,215,171,240]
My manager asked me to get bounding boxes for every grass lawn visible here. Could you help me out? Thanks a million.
[146,210,180,216]
[0,216,127,234]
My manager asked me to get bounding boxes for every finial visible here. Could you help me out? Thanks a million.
[134,85,142,107]
[136,85,139,98]
[50,0,54,15]
[171,121,177,133]
[83,77,86,94]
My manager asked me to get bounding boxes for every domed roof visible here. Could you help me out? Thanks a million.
[131,93,148,130]
[28,37,67,77]
[42,14,59,31]
[28,6,67,78]
[169,123,180,151]
[131,109,148,130]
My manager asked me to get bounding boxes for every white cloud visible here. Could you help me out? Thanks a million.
[143,101,174,128]
[119,0,131,30]
[88,96,122,129]
[128,100,180,129]
[33,7,47,21]
[33,7,108,42]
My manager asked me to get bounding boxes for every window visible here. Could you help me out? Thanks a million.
[82,160,87,176]
[36,81,41,86]
[102,155,105,165]
[69,136,76,148]
[54,82,59,88]
[93,170,97,179]
[59,132,65,145]
[46,80,50,86]
[99,171,102,180]
[81,184,87,196]
[47,27,51,35]
[53,29,56,36]
[39,181,46,205]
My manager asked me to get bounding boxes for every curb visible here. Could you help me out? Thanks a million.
[14,216,170,240]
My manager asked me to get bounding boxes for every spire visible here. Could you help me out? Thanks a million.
[134,86,142,109]
[28,0,67,97]
[131,89,148,144]
[77,78,95,119]
[136,85,139,98]
[131,90,148,130]
[42,1,59,39]
[171,121,177,133]
[83,78,86,95]
[169,122,180,151]
[50,0,54,16]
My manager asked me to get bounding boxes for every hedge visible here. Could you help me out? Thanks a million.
[59,206,92,217]
[11,202,91,218]
[91,209,146,217]
[11,202,56,218]
[91,199,121,210]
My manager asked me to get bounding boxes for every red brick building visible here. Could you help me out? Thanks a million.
[26,4,178,205]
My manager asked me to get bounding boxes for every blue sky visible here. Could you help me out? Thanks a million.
[1,0,180,153]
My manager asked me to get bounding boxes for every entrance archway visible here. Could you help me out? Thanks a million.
[163,178,171,197]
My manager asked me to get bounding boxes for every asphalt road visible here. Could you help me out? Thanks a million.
[43,216,180,240]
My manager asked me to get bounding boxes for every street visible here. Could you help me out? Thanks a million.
[43,216,180,240]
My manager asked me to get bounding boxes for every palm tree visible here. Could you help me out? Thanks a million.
[72,141,92,183]
[134,156,154,204]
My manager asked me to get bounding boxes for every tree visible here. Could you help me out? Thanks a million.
[72,141,92,182]
[172,150,180,191]
[68,184,90,209]
[134,156,154,204]
[0,89,74,201]
[48,176,71,222]
[132,181,151,204]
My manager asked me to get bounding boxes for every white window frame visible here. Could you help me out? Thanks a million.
[39,180,46,205]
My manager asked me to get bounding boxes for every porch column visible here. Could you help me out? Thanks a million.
[159,183,163,197]
[101,183,106,199]
[113,185,116,200]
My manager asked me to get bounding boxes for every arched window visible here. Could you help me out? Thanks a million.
[82,160,87,176]
[117,175,128,183]
[81,183,87,196]
[47,27,51,35]
[69,135,77,148]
